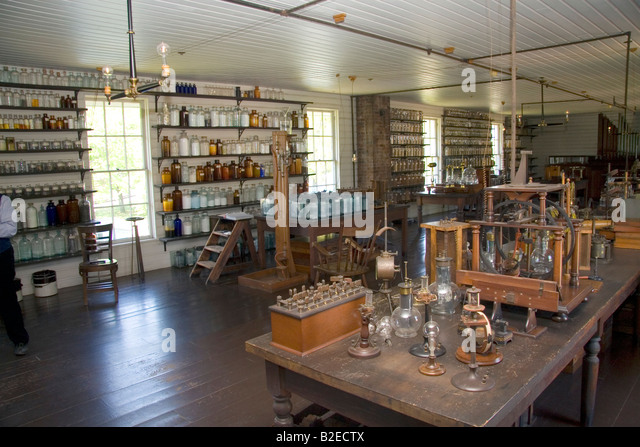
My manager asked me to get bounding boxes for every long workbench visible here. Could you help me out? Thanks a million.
[246,248,640,427]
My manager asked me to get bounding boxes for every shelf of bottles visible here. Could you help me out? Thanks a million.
[389,108,426,204]
[11,195,95,267]
[442,109,494,177]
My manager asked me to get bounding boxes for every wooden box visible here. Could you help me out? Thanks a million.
[421,220,470,282]
[270,289,366,356]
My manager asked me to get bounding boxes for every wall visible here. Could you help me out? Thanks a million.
[10,77,355,296]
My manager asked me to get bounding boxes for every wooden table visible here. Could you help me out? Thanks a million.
[246,248,640,427]
[416,190,482,225]
[255,205,408,280]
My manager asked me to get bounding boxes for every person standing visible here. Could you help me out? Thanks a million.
[0,194,29,356]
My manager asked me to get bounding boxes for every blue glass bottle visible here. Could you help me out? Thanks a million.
[46,200,57,226]
[174,214,182,237]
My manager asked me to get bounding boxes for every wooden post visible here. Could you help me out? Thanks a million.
[553,228,564,287]
[472,225,480,271]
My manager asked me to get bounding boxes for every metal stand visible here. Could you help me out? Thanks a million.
[348,305,380,359]
[126,216,144,281]
[451,350,495,392]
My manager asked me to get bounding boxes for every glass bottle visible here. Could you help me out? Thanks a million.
[190,134,200,156]
[390,274,422,338]
[482,230,496,272]
[38,204,47,227]
[162,193,174,212]
[291,111,298,128]
[161,136,171,158]
[222,163,230,180]
[164,215,175,237]
[192,212,201,234]
[170,159,182,184]
[233,189,240,205]
[530,230,554,278]
[173,214,182,237]
[67,229,79,254]
[204,161,213,182]
[56,199,68,225]
[196,165,205,183]
[179,106,189,126]
[46,200,57,226]
[67,195,80,224]
[209,139,217,156]
[170,105,180,126]
[213,159,222,181]
[79,194,91,223]
[201,212,210,233]
[244,157,254,178]
[182,188,191,210]
[183,216,192,236]
[170,135,179,157]
[199,136,208,156]
[161,167,172,184]
[428,256,460,315]
[53,230,67,255]
[303,113,309,128]
[31,233,44,259]
[172,187,183,211]
[191,189,200,209]
[226,188,234,205]
[25,203,38,229]
[178,131,189,156]
[18,235,32,261]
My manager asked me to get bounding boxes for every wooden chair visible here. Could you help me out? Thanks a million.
[77,223,119,306]
[312,222,386,287]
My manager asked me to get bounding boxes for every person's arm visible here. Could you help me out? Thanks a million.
[0,196,17,239]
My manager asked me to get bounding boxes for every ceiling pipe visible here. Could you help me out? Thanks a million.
[222,0,633,112]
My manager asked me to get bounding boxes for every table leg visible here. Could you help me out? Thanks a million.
[257,220,266,269]
[580,335,600,427]
[265,361,294,427]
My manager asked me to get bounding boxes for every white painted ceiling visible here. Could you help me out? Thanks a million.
[1,0,639,119]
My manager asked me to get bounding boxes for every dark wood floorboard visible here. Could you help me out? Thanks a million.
[0,216,638,427]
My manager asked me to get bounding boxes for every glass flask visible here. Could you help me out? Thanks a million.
[461,164,478,185]
[390,276,422,338]
[53,230,67,255]
[482,230,496,272]
[428,256,460,315]
[530,230,554,277]
[31,233,44,259]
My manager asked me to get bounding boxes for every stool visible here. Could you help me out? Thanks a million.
[126,216,145,280]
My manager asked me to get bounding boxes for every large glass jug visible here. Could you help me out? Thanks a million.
[428,256,460,315]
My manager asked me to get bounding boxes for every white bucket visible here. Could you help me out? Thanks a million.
[32,270,58,298]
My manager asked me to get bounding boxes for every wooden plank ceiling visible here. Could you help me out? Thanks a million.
[0,0,638,118]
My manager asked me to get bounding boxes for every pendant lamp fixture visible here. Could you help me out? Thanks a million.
[101,0,172,103]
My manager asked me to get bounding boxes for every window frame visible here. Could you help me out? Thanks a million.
[306,108,339,192]
[84,97,155,243]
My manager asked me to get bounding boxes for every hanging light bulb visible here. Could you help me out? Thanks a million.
[157,42,171,77]
[565,110,570,123]
[102,65,114,96]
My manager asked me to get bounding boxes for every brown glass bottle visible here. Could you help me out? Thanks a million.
[161,136,171,158]
[56,199,68,225]
[250,110,259,127]
[204,161,213,182]
[222,163,230,180]
[170,159,182,184]
[229,160,238,179]
[291,111,298,128]
[49,114,57,129]
[303,113,309,128]
[244,157,254,178]
[233,189,240,205]
[172,187,183,211]
[196,165,205,182]
[216,139,223,155]
[67,195,80,224]
[213,159,222,181]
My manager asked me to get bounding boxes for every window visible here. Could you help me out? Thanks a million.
[85,99,153,242]
[423,118,440,185]
[306,110,338,192]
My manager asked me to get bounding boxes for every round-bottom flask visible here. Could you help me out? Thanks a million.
[390,278,421,338]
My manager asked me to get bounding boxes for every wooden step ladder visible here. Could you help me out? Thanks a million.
[190,215,258,284]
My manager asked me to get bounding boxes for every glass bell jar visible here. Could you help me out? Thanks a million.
[428,255,460,315]
[390,276,421,338]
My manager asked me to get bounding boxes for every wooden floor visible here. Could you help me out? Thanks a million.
[0,218,638,427]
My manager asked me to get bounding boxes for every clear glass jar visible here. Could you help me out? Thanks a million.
[54,230,67,255]
[178,131,189,156]
[190,134,200,156]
